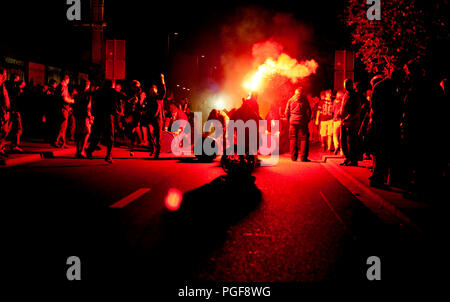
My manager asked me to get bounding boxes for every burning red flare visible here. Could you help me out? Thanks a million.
[165,188,183,211]
[243,41,319,92]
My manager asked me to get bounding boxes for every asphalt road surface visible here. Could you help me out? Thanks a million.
[1,151,442,292]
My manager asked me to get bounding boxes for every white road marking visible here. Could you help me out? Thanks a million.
[109,188,151,208]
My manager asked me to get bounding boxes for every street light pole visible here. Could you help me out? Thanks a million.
[167,32,179,58]
[166,32,179,79]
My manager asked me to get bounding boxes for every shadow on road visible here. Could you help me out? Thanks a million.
[170,174,262,233]
[138,174,263,282]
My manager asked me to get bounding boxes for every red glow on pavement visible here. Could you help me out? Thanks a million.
[165,188,183,211]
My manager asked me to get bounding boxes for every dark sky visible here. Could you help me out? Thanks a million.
[105,0,349,79]
[1,0,350,89]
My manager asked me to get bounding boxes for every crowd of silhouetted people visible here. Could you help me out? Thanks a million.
[268,65,448,202]
[0,69,193,163]
[1,64,448,202]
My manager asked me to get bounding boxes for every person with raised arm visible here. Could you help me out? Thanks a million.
[147,73,167,159]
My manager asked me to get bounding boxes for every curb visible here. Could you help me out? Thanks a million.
[1,147,76,167]
[321,160,424,234]
[42,148,76,159]
[0,154,43,167]
[321,154,345,163]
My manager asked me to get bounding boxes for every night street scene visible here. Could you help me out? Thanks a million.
[1,0,448,298]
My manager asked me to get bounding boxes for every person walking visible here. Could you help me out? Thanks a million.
[6,74,24,152]
[54,75,74,148]
[74,79,93,158]
[86,80,121,163]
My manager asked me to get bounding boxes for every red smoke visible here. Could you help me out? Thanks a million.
[219,8,318,116]
[243,40,318,92]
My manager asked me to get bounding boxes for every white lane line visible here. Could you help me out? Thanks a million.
[319,191,357,240]
[109,188,151,208]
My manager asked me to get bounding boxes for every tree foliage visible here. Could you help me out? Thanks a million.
[344,0,448,76]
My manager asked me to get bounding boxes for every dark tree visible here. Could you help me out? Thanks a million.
[344,0,448,76]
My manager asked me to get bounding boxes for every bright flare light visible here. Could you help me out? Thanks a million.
[211,93,229,110]
[165,188,183,211]
[243,53,318,92]
[215,100,224,109]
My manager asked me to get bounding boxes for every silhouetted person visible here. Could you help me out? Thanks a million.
[147,74,166,158]
[165,102,188,133]
[0,67,11,157]
[331,91,343,155]
[359,89,373,160]
[243,92,261,120]
[285,87,311,162]
[228,92,261,156]
[231,92,261,122]
[354,82,366,159]
[54,75,74,148]
[122,80,142,146]
[86,80,121,163]
[340,79,361,166]
[74,79,93,158]
[403,65,445,200]
[6,74,24,151]
[369,71,402,186]
[206,108,229,154]
[317,91,334,152]
[207,109,229,136]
